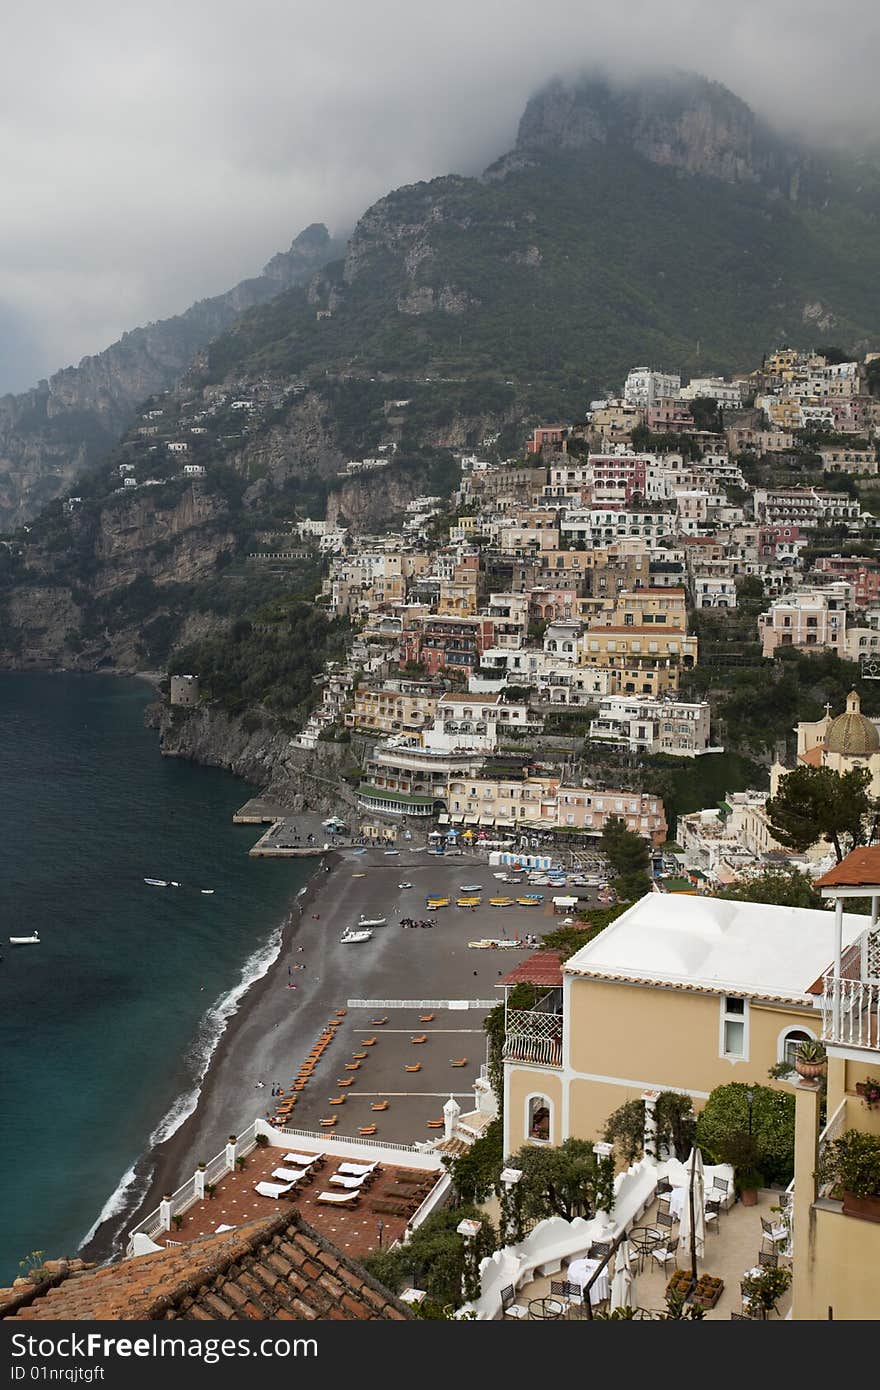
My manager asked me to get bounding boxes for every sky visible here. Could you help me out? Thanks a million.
[0,0,878,394]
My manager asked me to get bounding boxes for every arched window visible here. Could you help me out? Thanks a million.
[526,1094,552,1143]
[778,1026,816,1070]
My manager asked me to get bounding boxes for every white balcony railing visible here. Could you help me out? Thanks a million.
[503,1008,563,1068]
[820,971,880,1053]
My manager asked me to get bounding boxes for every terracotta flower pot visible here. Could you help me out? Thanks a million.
[795,1058,826,1082]
[740,1188,759,1207]
[842,1190,880,1223]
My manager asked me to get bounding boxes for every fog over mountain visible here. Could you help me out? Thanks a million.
[0,0,878,392]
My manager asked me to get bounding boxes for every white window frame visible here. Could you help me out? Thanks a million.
[719,994,749,1063]
[777,1024,817,1073]
[525,1092,554,1146]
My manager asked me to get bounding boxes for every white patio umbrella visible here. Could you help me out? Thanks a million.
[679,1147,706,1278]
[610,1239,634,1312]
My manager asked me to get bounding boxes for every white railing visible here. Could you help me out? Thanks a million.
[816,1096,848,1199]
[820,972,880,1052]
[277,1125,433,1159]
[502,1035,562,1068]
[126,1122,259,1252]
[348,998,497,1010]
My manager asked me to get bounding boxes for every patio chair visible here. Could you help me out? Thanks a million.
[501,1284,529,1320]
[336,1078,354,1087]
[656,1177,672,1196]
[704,1197,722,1231]
[589,1241,611,1260]
[760,1215,788,1252]
[344,1062,361,1071]
[419,1013,435,1022]
[404,1064,422,1073]
[411,1035,428,1044]
[426,1120,444,1129]
[319,1117,338,1127]
[655,1210,675,1231]
[328,1096,346,1105]
[351,1052,367,1060]
[730,1312,751,1320]
[371,1100,389,1111]
[254,1180,297,1199]
[758,1249,778,1269]
[371,1017,389,1025]
[549,1280,571,1314]
[316,1190,360,1207]
[358,1125,377,1136]
[713,1176,730,1194]
[450,1058,468,1067]
[362,1037,378,1045]
[649,1236,679,1272]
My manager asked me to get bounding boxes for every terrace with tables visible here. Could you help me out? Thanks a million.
[509,1186,792,1320]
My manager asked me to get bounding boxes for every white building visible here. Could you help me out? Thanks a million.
[624,368,681,409]
[589,695,718,757]
[758,583,850,658]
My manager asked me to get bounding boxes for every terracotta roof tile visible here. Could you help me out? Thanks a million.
[499,951,564,987]
[816,846,880,888]
[2,1210,410,1323]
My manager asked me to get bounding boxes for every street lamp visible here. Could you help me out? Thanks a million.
[377,1219,385,1249]
[746,1089,755,1137]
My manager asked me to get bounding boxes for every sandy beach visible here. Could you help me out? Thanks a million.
[84,839,578,1261]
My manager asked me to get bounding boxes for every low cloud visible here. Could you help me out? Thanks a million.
[0,0,877,391]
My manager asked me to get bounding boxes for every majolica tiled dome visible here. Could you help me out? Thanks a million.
[826,691,880,756]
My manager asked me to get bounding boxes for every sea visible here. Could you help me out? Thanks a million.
[0,673,312,1284]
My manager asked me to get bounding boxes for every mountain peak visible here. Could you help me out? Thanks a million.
[514,69,786,187]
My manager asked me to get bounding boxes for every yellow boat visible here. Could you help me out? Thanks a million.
[456,896,481,907]
[426,897,450,908]
[489,897,514,907]
[516,897,539,906]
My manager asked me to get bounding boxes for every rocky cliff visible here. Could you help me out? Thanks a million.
[0,225,344,531]
[152,701,359,814]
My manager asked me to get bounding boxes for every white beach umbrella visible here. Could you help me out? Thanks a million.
[680,1147,706,1274]
[610,1239,634,1312]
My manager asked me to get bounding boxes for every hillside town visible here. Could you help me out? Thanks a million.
[211,345,880,892]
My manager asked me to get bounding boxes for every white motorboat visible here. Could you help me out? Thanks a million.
[200,889,214,895]
[397,882,413,889]
[358,915,386,927]
[10,932,40,944]
[460,884,482,892]
[144,878,168,887]
[340,929,372,944]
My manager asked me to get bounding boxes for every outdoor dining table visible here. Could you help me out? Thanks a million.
[566,1256,611,1306]
[528,1296,566,1320]
[628,1226,662,1273]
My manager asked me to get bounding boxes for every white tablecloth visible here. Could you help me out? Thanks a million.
[567,1257,610,1306]
[668,1186,686,1221]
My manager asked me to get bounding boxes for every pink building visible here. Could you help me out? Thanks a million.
[589,454,648,503]
[646,398,695,433]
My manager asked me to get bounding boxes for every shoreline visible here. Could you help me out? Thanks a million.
[80,851,335,1263]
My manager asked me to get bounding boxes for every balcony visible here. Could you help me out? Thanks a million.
[503,1007,563,1068]
[820,928,880,1055]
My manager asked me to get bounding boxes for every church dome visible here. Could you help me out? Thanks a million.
[825,691,880,756]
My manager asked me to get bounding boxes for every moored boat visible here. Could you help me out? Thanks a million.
[340,929,373,944]
[9,932,40,944]
[358,915,386,927]
[144,878,168,887]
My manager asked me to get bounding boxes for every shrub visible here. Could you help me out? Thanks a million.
[695,1082,795,1185]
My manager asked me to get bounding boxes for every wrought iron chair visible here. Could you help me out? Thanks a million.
[649,1235,679,1272]
[760,1214,788,1252]
[758,1249,778,1269]
[704,1196,722,1231]
[549,1280,572,1315]
[500,1284,529,1320]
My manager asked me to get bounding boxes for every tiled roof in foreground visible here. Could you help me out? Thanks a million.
[816,845,880,889]
[3,1210,410,1322]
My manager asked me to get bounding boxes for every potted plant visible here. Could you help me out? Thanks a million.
[818,1128,880,1221]
[254,1133,269,1149]
[666,1267,694,1301]
[855,1076,880,1108]
[690,1273,724,1309]
[719,1131,763,1207]
[172,1214,184,1231]
[741,1265,791,1318]
[236,1156,247,1172]
[205,1183,216,1200]
[794,1039,826,1082]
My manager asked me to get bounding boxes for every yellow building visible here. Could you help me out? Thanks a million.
[346,683,440,735]
[590,587,688,630]
[788,848,880,1319]
[502,893,865,1158]
[575,626,697,696]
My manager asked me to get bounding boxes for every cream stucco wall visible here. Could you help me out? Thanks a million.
[504,1065,564,1155]
[566,976,816,1101]
[503,976,817,1153]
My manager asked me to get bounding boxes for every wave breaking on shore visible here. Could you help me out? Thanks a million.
[77,916,288,1254]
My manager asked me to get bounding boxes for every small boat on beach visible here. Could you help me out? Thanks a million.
[460,884,482,892]
[200,889,214,895]
[144,878,168,887]
[340,929,372,944]
[489,897,514,907]
[9,932,40,945]
[358,916,386,927]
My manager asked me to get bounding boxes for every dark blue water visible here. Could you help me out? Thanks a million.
[0,674,310,1282]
